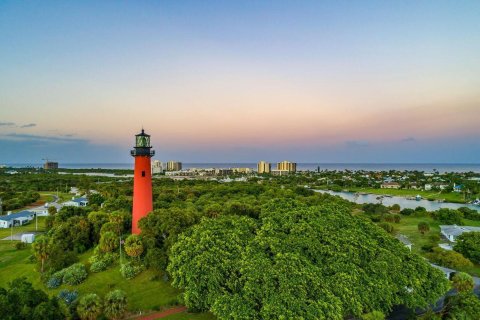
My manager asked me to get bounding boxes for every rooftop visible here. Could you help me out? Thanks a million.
[0,210,36,222]
[440,225,480,237]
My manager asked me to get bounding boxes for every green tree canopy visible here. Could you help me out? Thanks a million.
[168,200,449,319]
[454,232,480,264]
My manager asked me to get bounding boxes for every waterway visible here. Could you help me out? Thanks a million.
[315,190,480,212]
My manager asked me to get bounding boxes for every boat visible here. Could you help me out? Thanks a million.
[472,199,480,206]
[415,195,422,201]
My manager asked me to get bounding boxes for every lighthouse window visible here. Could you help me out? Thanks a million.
[142,171,145,177]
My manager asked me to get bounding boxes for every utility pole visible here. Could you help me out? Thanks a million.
[119,236,123,267]
[0,198,2,216]
[35,213,38,231]
[10,220,13,242]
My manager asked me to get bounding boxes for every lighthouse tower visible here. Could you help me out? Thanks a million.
[131,129,155,234]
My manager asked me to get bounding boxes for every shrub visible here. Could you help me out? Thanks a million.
[458,207,480,220]
[90,260,108,273]
[432,208,463,225]
[89,251,117,273]
[379,222,394,234]
[77,293,102,320]
[120,262,144,280]
[104,289,128,320]
[393,214,401,223]
[418,222,430,235]
[63,263,88,285]
[427,247,473,269]
[421,243,436,253]
[145,248,167,271]
[453,232,480,264]
[400,208,414,216]
[58,289,79,305]
[428,233,441,243]
[46,274,63,289]
[15,242,27,250]
[390,204,400,212]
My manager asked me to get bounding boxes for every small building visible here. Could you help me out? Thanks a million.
[440,225,480,242]
[215,169,234,176]
[424,184,432,191]
[271,169,291,176]
[380,182,401,189]
[63,197,88,207]
[0,211,36,229]
[453,183,463,193]
[21,233,35,243]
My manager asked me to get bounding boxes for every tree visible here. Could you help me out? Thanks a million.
[47,206,57,216]
[452,272,475,293]
[400,208,415,216]
[32,236,50,273]
[168,200,449,319]
[453,232,480,264]
[88,211,110,243]
[432,208,463,225]
[418,222,430,235]
[0,278,67,320]
[103,290,127,320]
[77,293,102,320]
[443,293,480,319]
[99,231,118,253]
[427,248,473,269]
[124,234,144,259]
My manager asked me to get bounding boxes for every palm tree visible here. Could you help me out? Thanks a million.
[452,272,475,293]
[104,290,128,320]
[32,236,50,273]
[417,222,430,235]
[124,234,144,259]
[77,293,102,320]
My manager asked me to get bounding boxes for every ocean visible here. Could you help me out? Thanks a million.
[5,163,480,173]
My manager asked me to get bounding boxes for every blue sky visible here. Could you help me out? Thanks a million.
[0,1,479,163]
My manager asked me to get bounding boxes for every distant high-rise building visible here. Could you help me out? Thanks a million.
[276,161,296,173]
[257,161,271,174]
[166,161,182,171]
[44,161,58,170]
[151,160,164,174]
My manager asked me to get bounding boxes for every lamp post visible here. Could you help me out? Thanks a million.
[119,236,124,267]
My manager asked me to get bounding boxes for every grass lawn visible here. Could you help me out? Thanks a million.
[386,214,480,276]
[347,187,466,203]
[0,216,46,239]
[0,241,183,312]
[162,312,216,320]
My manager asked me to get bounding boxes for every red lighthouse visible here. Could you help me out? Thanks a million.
[131,129,155,234]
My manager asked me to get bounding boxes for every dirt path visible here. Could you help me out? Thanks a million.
[135,306,187,320]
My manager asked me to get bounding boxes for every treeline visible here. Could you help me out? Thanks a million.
[0,191,40,211]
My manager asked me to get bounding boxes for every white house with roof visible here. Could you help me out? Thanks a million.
[440,225,480,242]
[63,197,88,207]
[0,211,36,228]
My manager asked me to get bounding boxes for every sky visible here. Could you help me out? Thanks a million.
[0,1,479,164]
